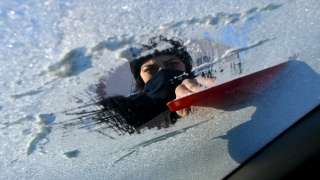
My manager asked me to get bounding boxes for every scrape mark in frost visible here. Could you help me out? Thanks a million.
[112,120,209,166]
[10,89,43,99]
[63,150,80,158]
[91,35,134,52]
[192,38,274,72]
[48,47,92,78]
[0,115,34,130]
[26,114,55,155]
[158,3,282,32]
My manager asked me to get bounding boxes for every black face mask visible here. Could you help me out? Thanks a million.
[143,69,189,113]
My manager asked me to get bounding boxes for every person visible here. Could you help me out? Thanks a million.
[124,35,214,130]
[64,36,214,135]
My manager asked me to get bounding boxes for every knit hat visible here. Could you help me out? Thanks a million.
[129,36,193,80]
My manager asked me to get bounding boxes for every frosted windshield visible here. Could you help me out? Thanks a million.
[1,0,320,179]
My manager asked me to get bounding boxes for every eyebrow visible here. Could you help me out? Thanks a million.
[141,64,156,68]
[164,58,179,63]
[141,58,180,68]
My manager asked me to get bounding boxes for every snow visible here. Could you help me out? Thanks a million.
[1,0,320,179]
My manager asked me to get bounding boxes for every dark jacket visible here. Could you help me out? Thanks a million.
[98,93,179,134]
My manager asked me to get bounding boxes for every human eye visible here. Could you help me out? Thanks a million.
[144,67,156,74]
[168,61,180,68]
[168,63,177,68]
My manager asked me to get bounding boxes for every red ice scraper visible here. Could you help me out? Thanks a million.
[167,61,288,112]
